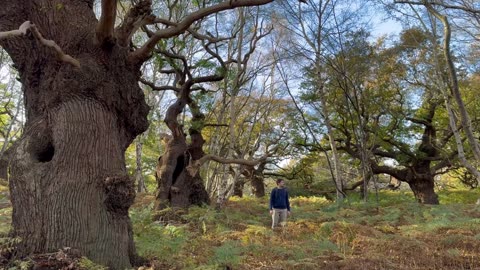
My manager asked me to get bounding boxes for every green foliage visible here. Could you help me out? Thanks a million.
[0,236,21,255]
[0,207,12,235]
[6,260,32,270]
[209,240,244,268]
[130,204,189,262]
[78,257,108,270]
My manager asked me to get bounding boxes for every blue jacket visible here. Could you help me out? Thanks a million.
[269,187,290,211]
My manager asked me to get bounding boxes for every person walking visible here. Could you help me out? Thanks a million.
[269,179,291,229]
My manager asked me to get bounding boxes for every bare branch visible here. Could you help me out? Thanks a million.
[191,74,225,84]
[30,26,80,67]
[129,0,274,64]
[139,78,180,92]
[187,154,268,176]
[394,0,480,14]
[0,21,31,39]
[406,117,433,127]
[96,0,117,45]
[0,21,80,67]
[205,123,229,127]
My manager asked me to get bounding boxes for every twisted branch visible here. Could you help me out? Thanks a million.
[0,21,80,67]
[129,0,274,64]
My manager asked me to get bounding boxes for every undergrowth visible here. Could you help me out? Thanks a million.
[131,189,480,269]
[0,188,479,269]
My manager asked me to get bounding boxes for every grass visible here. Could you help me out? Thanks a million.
[131,189,480,269]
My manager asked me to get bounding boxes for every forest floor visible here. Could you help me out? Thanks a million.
[131,189,480,270]
[1,188,480,269]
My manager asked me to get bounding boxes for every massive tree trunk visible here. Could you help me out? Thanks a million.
[240,161,266,197]
[408,174,438,204]
[186,103,210,206]
[372,161,439,204]
[0,1,149,268]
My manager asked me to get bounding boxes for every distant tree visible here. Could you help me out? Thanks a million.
[392,0,480,186]
[315,28,465,204]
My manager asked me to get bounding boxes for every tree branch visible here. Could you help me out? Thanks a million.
[370,163,407,182]
[96,0,117,45]
[115,0,153,47]
[406,117,432,127]
[139,78,180,92]
[394,0,480,14]
[129,0,274,64]
[0,21,31,39]
[187,154,268,177]
[0,21,80,67]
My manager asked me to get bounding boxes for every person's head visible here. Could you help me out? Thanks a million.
[276,178,285,188]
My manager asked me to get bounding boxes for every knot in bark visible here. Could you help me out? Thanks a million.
[104,175,135,215]
[132,0,153,16]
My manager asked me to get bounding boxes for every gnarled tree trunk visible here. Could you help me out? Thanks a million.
[155,92,209,210]
[251,175,265,197]
[0,2,149,268]
[408,175,438,204]
[369,101,442,205]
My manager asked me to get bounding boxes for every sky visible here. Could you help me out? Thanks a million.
[372,16,403,38]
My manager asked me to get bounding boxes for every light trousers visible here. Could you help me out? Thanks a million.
[271,208,288,228]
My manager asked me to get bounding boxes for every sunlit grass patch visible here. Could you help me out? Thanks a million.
[0,207,11,234]
[438,189,480,204]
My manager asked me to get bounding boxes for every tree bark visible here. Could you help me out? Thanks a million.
[408,175,439,204]
[186,103,210,206]
[10,99,146,269]
[233,179,244,197]
[0,1,149,268]
[251,175,265,197]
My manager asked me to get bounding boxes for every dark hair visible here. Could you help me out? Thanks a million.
[276,178,284,185]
